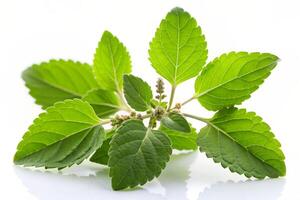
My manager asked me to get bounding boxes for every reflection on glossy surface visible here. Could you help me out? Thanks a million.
[198,179,285,200]
[157,152,198,200]
[14,152,285,200]
[14,165,165,200]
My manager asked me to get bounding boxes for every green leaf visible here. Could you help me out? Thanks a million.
[123,74,153,111]
[108,120,172,190]
[160,112,191,133]
[82,89,120,118]
[149,7,207,85]
[90,138,111,165]
[194,52,279,111]
[93,31,132,92]
[22,60,98,109]
[14,99,105,169]
[90,130,114,165]
[197,107,285,178]
[159,124,197,150]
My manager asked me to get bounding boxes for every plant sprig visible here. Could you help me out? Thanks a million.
[14,7,285,191]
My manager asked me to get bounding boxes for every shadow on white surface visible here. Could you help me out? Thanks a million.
[14,152,285,200]
[197,179,285,200]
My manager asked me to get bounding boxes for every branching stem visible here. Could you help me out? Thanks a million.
[141,113,152,120]
[169,95,196,111]
[181,96,196,106]
[167,85,176,110]
[99,113,152,126]
[182,113,209,124]
[183,113,227,134]
[99,119,112,125]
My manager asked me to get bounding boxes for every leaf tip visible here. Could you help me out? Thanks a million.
[171,7,184,13]
[102,30,113,37]
[123,74,130,80]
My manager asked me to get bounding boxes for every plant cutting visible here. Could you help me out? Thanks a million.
[14,7,286,190]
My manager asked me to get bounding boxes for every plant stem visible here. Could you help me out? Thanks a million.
[183,113,227,134]
[182,113,209,123]
[141,113,152,120]
[181,96,196,106]
[169,96,196,111]
[167,85,176,111]
[99,118,112,125]
[99,113,152,126]
[117,91,132,112]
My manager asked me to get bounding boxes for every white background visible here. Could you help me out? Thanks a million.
[0,0,299,199]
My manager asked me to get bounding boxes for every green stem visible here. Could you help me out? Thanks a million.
[117,91,132,112]
[99,113,152,126]
[183,113,228,135]
[182,113,209,124]
[169,95,196,111]
[158,94,163,104]
[181,96,196,106]
[99,118,112,125]
[148,117,156,128]
[141,113,152,120]
[167,85,176,111]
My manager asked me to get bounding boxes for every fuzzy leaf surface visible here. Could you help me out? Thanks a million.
[197,107,285,178]
[14,99,104,169]
[108,120,172,190]
[93,31,131,91]
[160,112,191,133]
[22,60,98,109]
[159,125,197,150]
[195,52,279,110]
[90,138,111,166]
[123,74,153,111]
[149,7,207,85]
[90,130,115,165]
[82,89,120,118]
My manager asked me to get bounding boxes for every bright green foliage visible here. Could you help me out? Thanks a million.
[14,99,104,169]
[108,120,172,190]
[197,107,285,178]
[161,112,191,132]
[160,125,197,150]
[149,7,207,85]
[15,6,286,191]
[195,52,279,111]
[93,31,132,92]
[22,60,98,108]
[123,75,153,111]
[82,89,120,118]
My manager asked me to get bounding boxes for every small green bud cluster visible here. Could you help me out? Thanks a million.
[111,112,143,126]
[154,106,165,120]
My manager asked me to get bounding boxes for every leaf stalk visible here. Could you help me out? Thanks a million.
[167,85,176,110]
[181,96,196,106]
[117,91,132,112]
[182,113,209,124]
